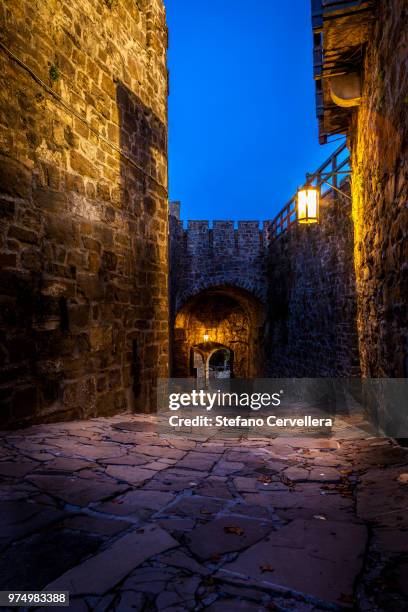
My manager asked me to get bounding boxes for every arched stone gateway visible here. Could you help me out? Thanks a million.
[169,204,268,379]
[172,285,265,379]
[190,344,233,382]
[169,206,269,316]
[169,186,361,381]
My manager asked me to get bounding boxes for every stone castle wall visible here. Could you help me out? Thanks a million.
[169,205,268,379]
[170,205,269,315]
[350,0,408,379]
[170,186,360,379]
[264,187,360,377]
[0,0,169,427]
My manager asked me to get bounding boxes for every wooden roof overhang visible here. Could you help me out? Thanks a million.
[311,0,377,143]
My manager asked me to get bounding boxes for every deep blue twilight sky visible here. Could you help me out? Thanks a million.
[166,0,344,222]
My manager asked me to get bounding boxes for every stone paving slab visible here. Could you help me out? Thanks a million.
[45,525,178,595]
[162,495,226,519]
[0,460,39,478]
[0,501,65,539]
[25,474,127,506]
[196,476,234,499]
[60,514,131,536]
[95,489,175,518]
[186,515,274,560]
[0,413,407,610]
[0,529,103,591]
[219,518,367,604]
[104,464,156,485]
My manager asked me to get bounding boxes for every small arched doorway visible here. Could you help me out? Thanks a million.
[208,348,232,379]
[173,285,264,379]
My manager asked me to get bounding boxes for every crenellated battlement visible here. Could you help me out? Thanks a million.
[170,206,272,255]
[169,203,269,310]
[169,151,352,314]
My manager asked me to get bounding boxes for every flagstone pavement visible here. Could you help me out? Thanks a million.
[0,413,407,611]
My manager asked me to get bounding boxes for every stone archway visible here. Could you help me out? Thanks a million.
[189,342,233,384]
[172,285,264,378]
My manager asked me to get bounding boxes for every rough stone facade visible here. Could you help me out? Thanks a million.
[0,0,169,427]
[170,205,267,378]
[265,187,360,377]
[349,0,408,379]
[170,205,268,313]
[172,287,265,379]
[170,187,360,379]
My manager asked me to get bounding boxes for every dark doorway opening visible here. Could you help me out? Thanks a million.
[209,348,233,379]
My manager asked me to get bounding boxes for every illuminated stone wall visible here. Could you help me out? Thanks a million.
[173,288,264,379]
[350,0,408,378]
[170,191,359,379]
[169,209,268,315]
[0,0,169,427]
[265,188,360,377]
[169,207,267,378]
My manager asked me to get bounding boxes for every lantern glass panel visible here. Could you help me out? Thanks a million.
[297,187,319,224]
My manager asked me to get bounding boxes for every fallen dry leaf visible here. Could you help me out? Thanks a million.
[260,564,275,573]
[224,525,245,536]
[257,474,273,484]
[281,475,295,488]
[202,576,217,586]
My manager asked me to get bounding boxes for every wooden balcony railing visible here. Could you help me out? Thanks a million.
[268,142,350,239]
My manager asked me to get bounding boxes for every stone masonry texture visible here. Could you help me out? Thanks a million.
[170,186,360,380]
[172,287,264,379]
[349,0,408,381]
[0,0,169,427]
[170,211,268,315]
[0,412,407,609]
[265,187,361,377]
[170,208,268,378]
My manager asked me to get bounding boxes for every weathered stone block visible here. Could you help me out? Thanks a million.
[8,225,38,244]
[67,304,90,329]
[34,189,68,213]
[0,156,31,199]
[89,326,112,351]
[101,250,118,271]
[0,252,16,267]
[12,386,38,420]
[70,150,99,180]
[44,216,80,248]
[0,199,15,219]
[76,273,104,300]
[0,0,169,428]
[21,248,42,272]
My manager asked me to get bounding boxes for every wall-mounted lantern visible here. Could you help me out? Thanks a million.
[203,331,210,343]
[297,186,319,224]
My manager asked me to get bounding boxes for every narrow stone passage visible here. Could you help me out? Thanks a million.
[1,415,407,611]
